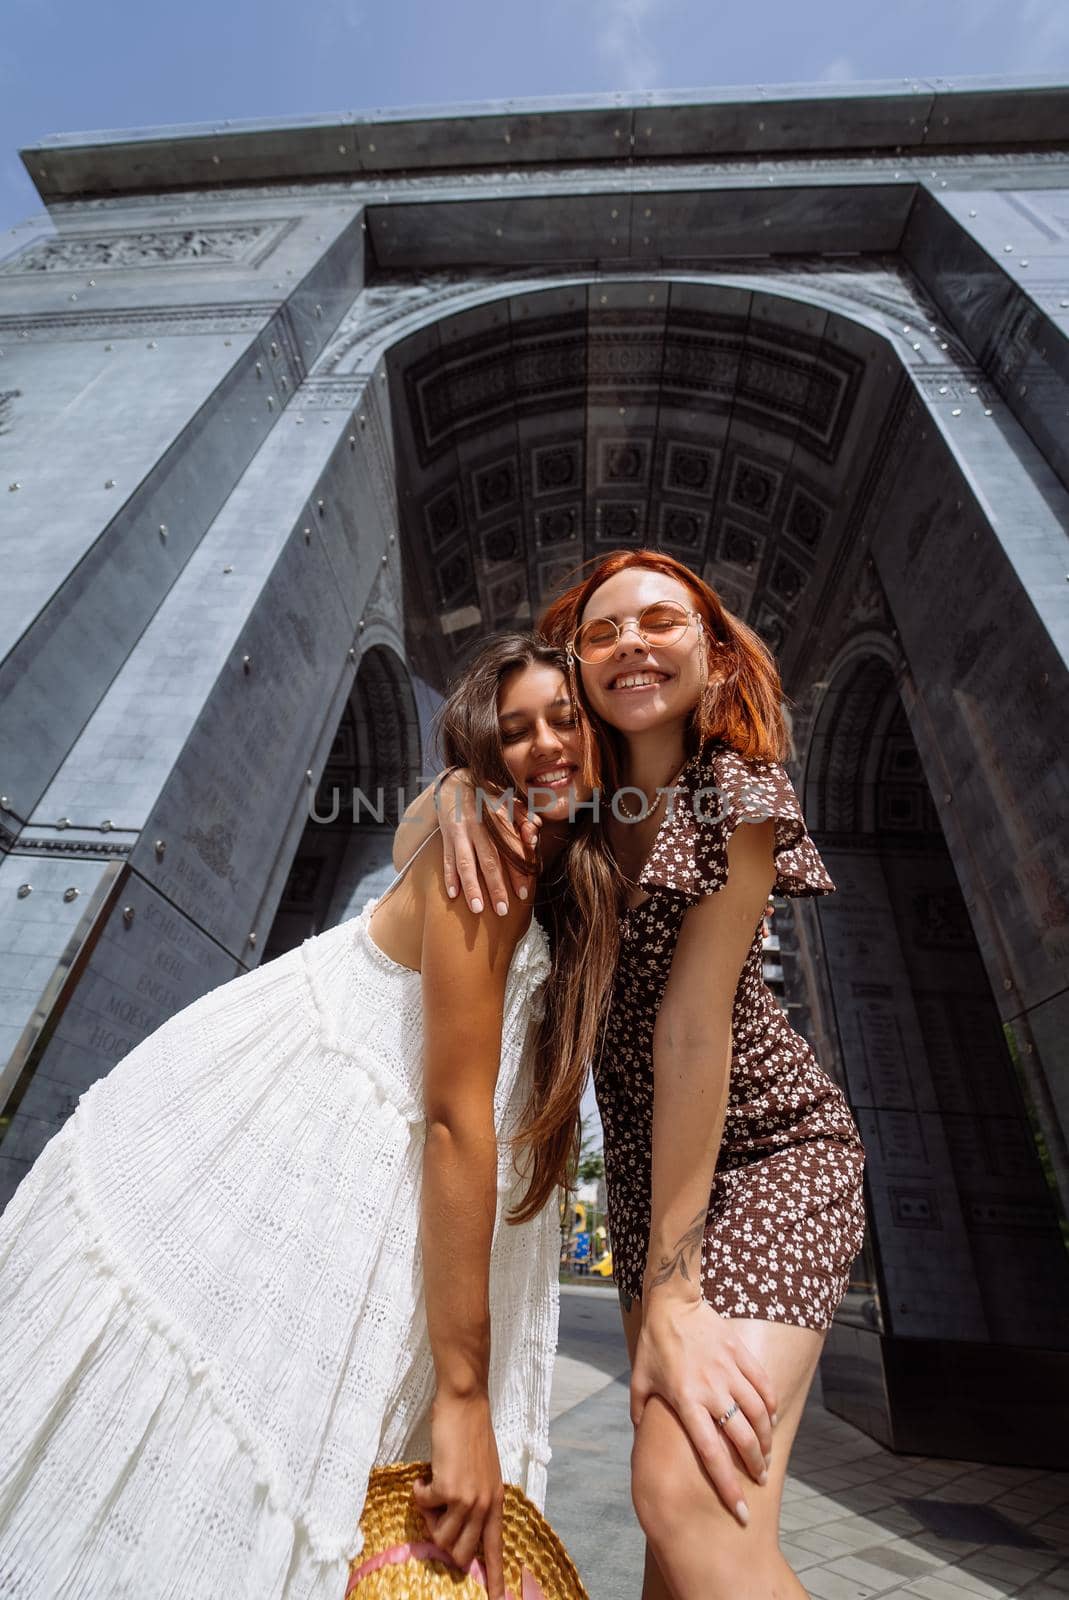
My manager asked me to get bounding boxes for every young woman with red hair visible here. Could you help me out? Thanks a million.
[418,551,866,1600]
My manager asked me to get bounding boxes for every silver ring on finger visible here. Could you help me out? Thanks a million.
[716,1400,740,1429]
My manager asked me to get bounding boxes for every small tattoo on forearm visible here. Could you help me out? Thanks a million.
[648,1205,708,1291]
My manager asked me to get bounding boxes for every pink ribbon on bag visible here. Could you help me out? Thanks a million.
[346,1539,546,1598]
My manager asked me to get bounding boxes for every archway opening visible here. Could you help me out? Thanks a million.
[262,644,421,958]
[810,648,1069,1451]
[379,275,1069,1459]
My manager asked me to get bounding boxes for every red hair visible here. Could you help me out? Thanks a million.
[538,549,792,768]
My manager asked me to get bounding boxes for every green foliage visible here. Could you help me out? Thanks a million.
[578,1151,604,1183]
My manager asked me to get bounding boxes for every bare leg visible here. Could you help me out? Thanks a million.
[620,1295,824,1600]
[619,1294,676,1600]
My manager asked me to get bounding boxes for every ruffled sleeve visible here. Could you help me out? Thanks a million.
[640,738,835,903]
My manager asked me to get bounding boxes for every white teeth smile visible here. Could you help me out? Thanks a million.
[532,767,573,785]
[611,672,668,690]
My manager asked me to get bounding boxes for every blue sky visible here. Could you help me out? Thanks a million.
[3,0,1068,234]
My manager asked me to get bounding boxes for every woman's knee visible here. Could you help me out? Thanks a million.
[631,1397,782,1592]
[630,1396,741,1555]
[630,1397,691,1542]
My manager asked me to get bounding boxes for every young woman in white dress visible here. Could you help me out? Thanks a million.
[0,633,596,1600]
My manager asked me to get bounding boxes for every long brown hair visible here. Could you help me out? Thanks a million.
[434,634,619,1225]
[538,548,793,776]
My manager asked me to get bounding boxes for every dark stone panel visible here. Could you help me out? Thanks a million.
[127,481,365,960]
[874,437,1069,1022]
[884,188,1016,366]
[630,185,914,262]
[882,1335,1069,1467]
[0,214,365,823]
[20,109,628,199]
[636,85,932,159]
[348,107,627,173]
[902,188,1069,492]
[21,126,367,202]
[284,210,367,376]
[1023,988,1069,1201]
[0,332,281,816]
[926,80,1069,147]
[370,194,632,272]
[820,1323,893,1449]
[320,426,394,629]
[823,1325,1069,1467]
[0,869,239,1213]
[369,186,913,271]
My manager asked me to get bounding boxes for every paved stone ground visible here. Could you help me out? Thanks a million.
[545,1285,1069,1600]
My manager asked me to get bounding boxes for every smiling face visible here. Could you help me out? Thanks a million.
[576,567,709,737]
[496,661,588,823]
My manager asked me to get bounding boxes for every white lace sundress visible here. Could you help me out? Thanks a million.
[0,868,558,1600]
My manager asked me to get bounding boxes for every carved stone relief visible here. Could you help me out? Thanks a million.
[0,218,298,275]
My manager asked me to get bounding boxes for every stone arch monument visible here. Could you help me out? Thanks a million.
[1,77,1066,1462]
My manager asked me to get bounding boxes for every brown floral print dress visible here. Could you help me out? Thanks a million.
[596,737,866,1330]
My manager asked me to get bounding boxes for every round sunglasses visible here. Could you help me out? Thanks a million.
[569,600,704,664]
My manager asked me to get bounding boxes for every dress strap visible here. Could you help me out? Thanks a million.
[377,824,441,907]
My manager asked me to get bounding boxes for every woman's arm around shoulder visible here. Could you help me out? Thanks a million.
[392,770,455,872]
[393,772,539,912]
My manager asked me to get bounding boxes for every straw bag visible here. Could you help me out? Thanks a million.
[346,1461,590,1600]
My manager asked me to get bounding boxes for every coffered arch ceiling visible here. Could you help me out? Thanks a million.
[385,278,909,693]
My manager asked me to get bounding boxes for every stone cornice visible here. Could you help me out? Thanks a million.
[29,147,1069,225]
[19,77,1069,204]
[0,300,277,342]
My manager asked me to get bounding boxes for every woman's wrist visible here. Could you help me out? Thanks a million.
[643,1274,704,1309]
[435,1372,491,1404]
[643,1200,710,1301]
